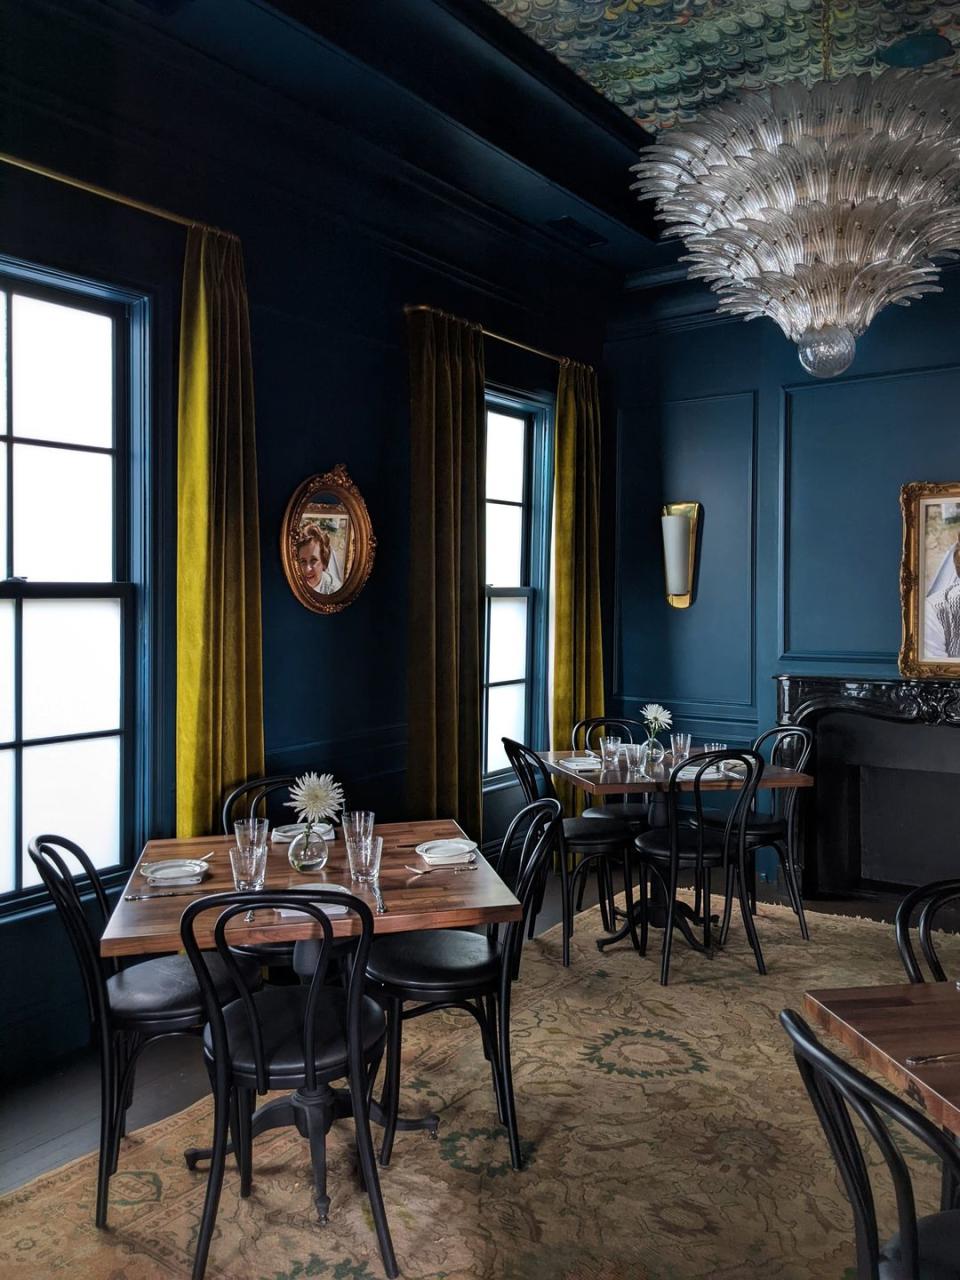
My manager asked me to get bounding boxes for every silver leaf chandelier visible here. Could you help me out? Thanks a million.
[631,15,960,378]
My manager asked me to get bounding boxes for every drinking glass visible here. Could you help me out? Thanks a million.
[704,741,728,754]
[599,735,622,767]
[234,817,269,854]
[343,810,375,879]
[623,742,643,771]
[349,835,383,884]
[229,842,267,892]
[670,732,692,762]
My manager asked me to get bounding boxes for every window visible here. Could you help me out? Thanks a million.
[0,270,147,906]
[482,390,552,778]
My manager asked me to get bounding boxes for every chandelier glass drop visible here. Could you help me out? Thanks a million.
[631,69,960,377]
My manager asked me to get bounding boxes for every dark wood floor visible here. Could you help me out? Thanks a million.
[0,869,898,1194]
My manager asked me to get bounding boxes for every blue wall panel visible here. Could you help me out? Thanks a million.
[783,366,960,663]
[606,275,960,751]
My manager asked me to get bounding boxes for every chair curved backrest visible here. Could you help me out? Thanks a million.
[28,835,114,1027]
[493,799,564,981]
[501,738,557,806]
[665,749,763,873]
[181,889,376,1095]
[780,1008,960,1278]
[571,717,647,752]
[752,725,812,822]
[221,774,299,835]
[895,878,960,983]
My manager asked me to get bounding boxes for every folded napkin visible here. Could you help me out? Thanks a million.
[416,839,478,865]
[559,755,601,772]
[275,884,350,918]
[676,761,746,780]
[271,822,334,844]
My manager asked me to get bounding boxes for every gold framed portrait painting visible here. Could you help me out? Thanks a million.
[899,482,960,677]
[280,463,376,614]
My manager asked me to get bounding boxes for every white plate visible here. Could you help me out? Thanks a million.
[275,884,351,918]
[271,823,335,844]
[415,839,478,865]
[139,858,209,885]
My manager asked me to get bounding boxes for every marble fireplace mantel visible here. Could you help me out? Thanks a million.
[776,674,960,729]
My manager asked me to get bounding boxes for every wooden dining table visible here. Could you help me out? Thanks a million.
[540,749,814,797]
[804,981,960,1138]
[540,748,814,948]
[101,818,521,957]
[101,818,522,1160]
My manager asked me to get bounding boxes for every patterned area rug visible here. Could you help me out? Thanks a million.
[0,899,948,1279]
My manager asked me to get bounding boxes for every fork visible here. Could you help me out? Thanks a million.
[404,863,477,875]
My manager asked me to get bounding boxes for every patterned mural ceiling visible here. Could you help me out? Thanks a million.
[481,1,960,131]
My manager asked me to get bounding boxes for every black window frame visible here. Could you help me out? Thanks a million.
[0,260,153,915]
[481,385,553,787]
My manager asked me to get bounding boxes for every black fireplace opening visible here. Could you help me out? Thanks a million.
[806,710,960,897]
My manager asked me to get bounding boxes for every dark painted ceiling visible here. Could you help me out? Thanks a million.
[117,0,691,274]
[481,0,960,131]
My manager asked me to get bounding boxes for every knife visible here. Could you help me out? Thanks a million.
[905,1050,960,1067]
[124,889,202,902]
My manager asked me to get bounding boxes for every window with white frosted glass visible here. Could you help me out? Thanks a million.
[0,277,133,904]
[481,396,551,779]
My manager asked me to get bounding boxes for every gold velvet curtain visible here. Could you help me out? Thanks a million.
[406,309,486,842]
[552,360,605,785]
[176,228,265,837]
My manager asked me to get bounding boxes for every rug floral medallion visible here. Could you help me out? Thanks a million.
[0,899,947,1279]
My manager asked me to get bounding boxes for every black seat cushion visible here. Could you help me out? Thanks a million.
[583,802,649,828]
[107,951,260,1026]
[203,985,386,1083]
[634,825,726,867]
[292,936,357,980]
[698,810,787,842]
[366,929,500,995]
[880,1209,960,1278]
[563,816,630,848]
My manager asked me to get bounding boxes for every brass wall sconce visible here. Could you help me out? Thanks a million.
[661,502,701,608]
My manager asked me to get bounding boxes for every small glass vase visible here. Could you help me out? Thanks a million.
[640,736,665,768]
[288,824,329,873]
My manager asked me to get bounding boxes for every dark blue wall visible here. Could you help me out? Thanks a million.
[605,273,960,751]
[0,0,611,1080]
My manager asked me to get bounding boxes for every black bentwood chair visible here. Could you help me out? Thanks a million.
[223,774,300,972]
[780,1009,960,1278]
[366,798,563,1171]
[632,749,764,984]
[572,717,651,831]
[699,725,813,935]
[503,737,632,967]
[895,879,960,983]
[180,890,396,1280]
[28,835,260,1230]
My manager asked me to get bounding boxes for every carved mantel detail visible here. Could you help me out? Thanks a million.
[776,674,960,729]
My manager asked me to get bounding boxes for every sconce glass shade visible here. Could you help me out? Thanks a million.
[662,515,690,595]
[661,502,701,608]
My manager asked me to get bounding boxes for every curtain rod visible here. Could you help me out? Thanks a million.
[404,303,585,367]
[0,149,237,240]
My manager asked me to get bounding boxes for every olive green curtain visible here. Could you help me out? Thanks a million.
[176,227,264,837]
[552,361,605,786]
[406,309,486,842]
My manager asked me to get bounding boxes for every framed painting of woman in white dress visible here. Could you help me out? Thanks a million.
[899,482,960,677]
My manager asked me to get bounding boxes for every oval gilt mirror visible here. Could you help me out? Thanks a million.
[281,464,376,614]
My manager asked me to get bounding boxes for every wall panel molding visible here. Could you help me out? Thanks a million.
[779,360,960,665]
[613,390,758,717]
